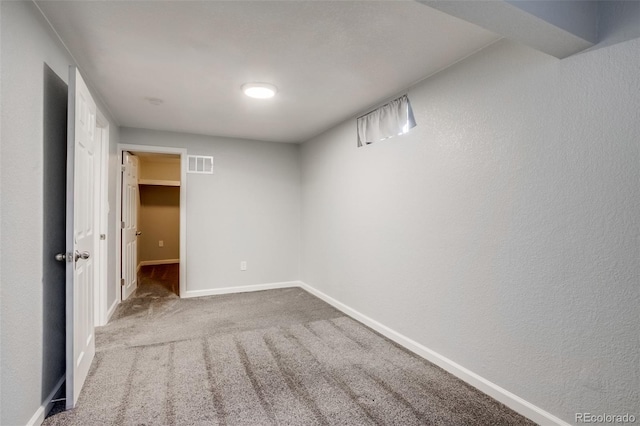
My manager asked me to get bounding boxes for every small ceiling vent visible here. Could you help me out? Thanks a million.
[187,155,214,174]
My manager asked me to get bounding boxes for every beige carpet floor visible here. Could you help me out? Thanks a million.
[45,265,535,425]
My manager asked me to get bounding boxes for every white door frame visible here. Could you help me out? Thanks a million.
[66,66,98,409]
[120,152,140,301]
[94,114,109,326]
[115,143,188,302]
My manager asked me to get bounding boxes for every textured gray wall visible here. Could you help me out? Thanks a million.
[301,38,640,424]
[120,128,301,293]
[0,2,120,424]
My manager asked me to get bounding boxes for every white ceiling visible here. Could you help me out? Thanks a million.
[37,1,500,143]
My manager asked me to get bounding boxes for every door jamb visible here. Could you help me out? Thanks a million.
[94,113,109,326]
[115,143,188,303]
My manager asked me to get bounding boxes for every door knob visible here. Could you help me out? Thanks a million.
[135,231,142,236]
[75,250,90,261]
[55,253,68,262]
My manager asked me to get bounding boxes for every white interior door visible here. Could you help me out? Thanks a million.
[65,67,97,409]
[121,152,139,301]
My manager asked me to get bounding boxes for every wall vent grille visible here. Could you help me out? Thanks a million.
[187,155,214,174]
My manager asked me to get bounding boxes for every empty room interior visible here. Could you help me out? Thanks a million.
[1,1,639,425]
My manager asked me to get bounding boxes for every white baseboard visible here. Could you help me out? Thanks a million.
[26,375,65,426]
[106,297,119,323]
[298,281,570,426]
[182,281,299,299]
[138,259,179,267]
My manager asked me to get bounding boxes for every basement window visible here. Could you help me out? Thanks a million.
[357,94,416,147]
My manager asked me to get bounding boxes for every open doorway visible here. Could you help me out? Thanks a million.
[116,145,187,305]
[134,152,181,296]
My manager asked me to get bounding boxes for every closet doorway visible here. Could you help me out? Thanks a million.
[116,145,187,304]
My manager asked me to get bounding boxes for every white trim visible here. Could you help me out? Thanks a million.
[138,179,180,186]
[116,144,187,301]
[298,281,571,426]
[25,375,65,426]
[138,259,180,267]
[182,281,299,299]
[115,149,122,303]
[106,297,119,323]
[94,115,109,327]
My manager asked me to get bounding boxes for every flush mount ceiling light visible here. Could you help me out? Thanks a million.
[242,83,277,99]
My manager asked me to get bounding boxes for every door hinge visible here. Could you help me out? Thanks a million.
[121,165,126,172]
[121,278,125,286]
[121,221,125,229]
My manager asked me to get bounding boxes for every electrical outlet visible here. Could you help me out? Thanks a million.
[159,240,164,247]
[240,261,247,271]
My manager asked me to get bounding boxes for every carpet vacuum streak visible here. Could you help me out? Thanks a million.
[44,272,535,425]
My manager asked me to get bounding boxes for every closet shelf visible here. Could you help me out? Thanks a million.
[138,179,181,187]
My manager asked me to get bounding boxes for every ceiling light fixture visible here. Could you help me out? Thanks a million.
[242,83,277,99]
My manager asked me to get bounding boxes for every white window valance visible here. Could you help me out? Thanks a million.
[357,94,416,147]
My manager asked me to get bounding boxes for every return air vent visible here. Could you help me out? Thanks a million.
[187,155,214,174]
